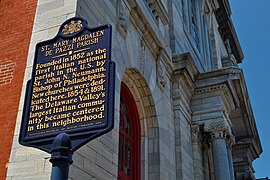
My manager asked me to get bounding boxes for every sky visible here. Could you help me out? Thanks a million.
[230,0,270,178]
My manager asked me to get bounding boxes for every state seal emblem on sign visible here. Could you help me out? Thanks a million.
[62,20,83,35]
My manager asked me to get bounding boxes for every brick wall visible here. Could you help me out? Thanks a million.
[0,59,16,85]
[0,0,37,178]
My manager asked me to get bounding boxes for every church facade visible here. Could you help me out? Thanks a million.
[0,0,262,179]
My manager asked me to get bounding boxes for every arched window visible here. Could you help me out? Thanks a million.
[118,83,141,180]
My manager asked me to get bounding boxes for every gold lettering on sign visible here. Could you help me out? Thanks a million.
[27,29,109,136]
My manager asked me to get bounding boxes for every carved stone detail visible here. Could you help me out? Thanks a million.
[195,84,227,94]
[204,120,232,139]
[117,0,130,37]
[143,0,159,21]
[139,40,146,72]
[192,123,211,147]
[157,58,166,90]
[191,123,201,142]
[232,144,251,152]
[235,171,255,180]
[226,134,235,148]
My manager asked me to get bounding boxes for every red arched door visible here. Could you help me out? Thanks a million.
[118,83,141,180]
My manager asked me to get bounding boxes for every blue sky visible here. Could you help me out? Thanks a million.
[230,0,270,178]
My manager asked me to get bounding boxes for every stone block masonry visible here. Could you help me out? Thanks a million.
[0,0,37,178]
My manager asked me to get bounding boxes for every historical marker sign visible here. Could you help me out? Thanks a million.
[19,17,115,153]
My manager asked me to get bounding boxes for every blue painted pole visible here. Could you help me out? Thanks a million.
[50,133,73,180]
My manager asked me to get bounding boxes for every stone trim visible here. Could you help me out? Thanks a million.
[233,144,251,152]
[194,83,227,94]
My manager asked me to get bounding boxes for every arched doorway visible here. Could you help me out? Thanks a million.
[118,82,141,180]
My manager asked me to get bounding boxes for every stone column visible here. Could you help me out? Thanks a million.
[212,137,230,180]
[205,121,232,180]
[227,137,235,180]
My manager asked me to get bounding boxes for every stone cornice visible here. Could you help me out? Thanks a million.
[215,0,244,63]
[172,52,199,83]
[172,53,199,99]
[204,67,264,160]
[194,68,241,114]
[146,0,170,25]
[232,140,261,163]
[194,67,262,159]
[210,0,220,11]
[126,0,173,74]
[227,68,263,156]
[194,83,236,116]
[172,62,262,158]
[128,0,172,58]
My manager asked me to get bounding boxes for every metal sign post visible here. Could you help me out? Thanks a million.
[50,133,73,180]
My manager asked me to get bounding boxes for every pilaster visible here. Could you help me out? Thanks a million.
[172,53,199,180]
[191,124,204,180]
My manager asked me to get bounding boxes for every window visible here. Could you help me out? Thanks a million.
[191,0,200,50]
[181,0,187,25]
[202,11,213,70]
[118,83,141,180]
